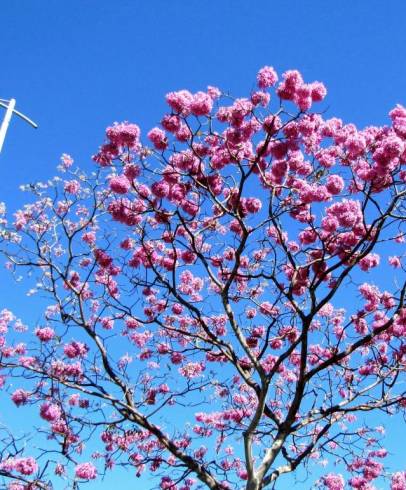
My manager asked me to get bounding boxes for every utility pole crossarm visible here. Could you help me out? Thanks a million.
[0,100,38,128]
[0,99,38,154]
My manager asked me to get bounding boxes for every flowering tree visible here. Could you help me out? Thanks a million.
[0,65,405,490]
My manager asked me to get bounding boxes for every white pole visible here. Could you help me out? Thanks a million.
[0,98,16,153]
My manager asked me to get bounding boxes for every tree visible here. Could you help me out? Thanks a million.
[0,65,405,490]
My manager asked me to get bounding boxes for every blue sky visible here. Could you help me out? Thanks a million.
[1,1,406,488]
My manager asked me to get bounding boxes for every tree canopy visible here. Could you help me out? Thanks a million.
[0,65,405,490]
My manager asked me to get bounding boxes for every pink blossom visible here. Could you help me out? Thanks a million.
[100,317,114,330]
[109,175,131,194]
[251,91,270,107]
[181,200,199,216]
[120,238,134,250]
[93,142,119,166]
[60,153,73,170]
[359,253,380,272]
[160,476,178,489]
[326,174,345,195]
[166,90,193,116]
[391,472,406,490]
[171,303,183,315]
[158,383,170,394]
[18,356,37,368]
[362,459,383,481]
[245,197,262,213]
[348,476,370,488]
[125,318,140,330]
[68,393,80,406]
[295,84,313,111]
[310,81,327,102]
[124,163,141,180]
[94,249,113,268]
[322,473,345,490]
[0,458,16,472]
[108,198,144,226]
[55,463,66,476]
[11,389,30,406]
[389,256,401,268]
[130,330,152,348]
[82,231,96,245]
[326,199,362,228]
[321,215,339,233]
[64,180,81,194]
[63,341,88,359]
[190,92,213,116]
[161,114,181,132]
[207,85,221,99]
[277,70,303,100]
[319,303,334,317]
[259,302,279,317]
[151,180,170,198]
[106,122,140,149]
[390,104,406,138]
[359,283,381,312]
[299,227,318,245]
[181,250,196,264]
[346,134,366,157]
[40,402,61,422]
[147,127,168,150]
[256,66,278,88]
[169,183,186,203]
[171,352,184,365]
[11,457,38,476]
[179,362,205,379]
[75,462,97,480]
[35,327,55,342]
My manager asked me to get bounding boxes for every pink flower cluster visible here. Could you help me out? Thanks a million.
[94,249,113,268]
[345,457,384,488]
[109,175,131,194]
[388,256,402,268]
[75,462,97,480]
[322,473,345,490]
[359,253,380,272]
[35,326,55,342]
[179,362,205,379]
[256,66,278,89]
[148,127,168,150]
[63,341,88,358]
[178,270,204,297]
[11,388,30,406]
[50,359,83,379]
[276,70,327,111]
[59,153,73,170]
[359,283,381,312]
[64,179,81,195]
[324,199,362,230]
[391,472,406,490]
[93,122,140,165]
[40,402,61,422]
[0,457,38,475]
[190,91,213,116]
[106,122,140,148]
[108,198,145,226]
[166,89,213,117]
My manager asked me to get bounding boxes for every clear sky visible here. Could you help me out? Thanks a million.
[0,1,405,488]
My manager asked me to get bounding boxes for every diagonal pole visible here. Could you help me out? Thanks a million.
[0,98,16,153]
